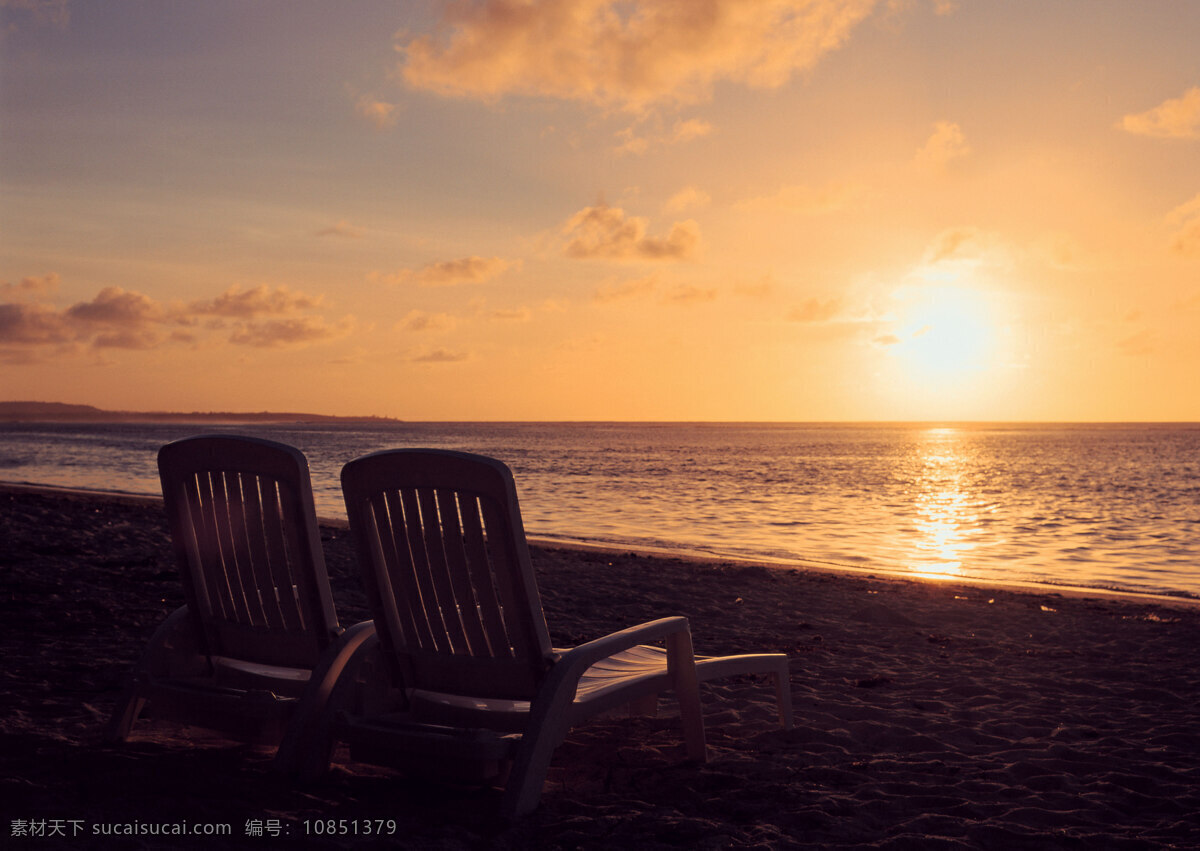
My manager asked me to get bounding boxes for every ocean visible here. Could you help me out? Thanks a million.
[1,421,1197,599]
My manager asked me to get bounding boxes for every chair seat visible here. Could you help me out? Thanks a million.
[404,644,792,732]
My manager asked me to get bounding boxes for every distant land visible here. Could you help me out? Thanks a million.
[0,401,401,425]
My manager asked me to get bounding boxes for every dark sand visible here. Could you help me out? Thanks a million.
[3,484,1199,849]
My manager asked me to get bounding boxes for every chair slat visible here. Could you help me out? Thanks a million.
[175,474,217,620]
[377,489,437,651]
[213,471,256,626]
[437,489,491,656]
[239,474,285,630]
[417,487,470,654]
[478,496,534,660]
[229,471,272,628]
[399,486,450,653]
[189,470,236,623]
[273,478,314,631]
[458,493,512,658]
[258,477,305,632]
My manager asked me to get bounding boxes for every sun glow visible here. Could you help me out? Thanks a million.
[890,284,997,382]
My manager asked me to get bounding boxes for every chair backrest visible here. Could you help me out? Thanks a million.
[158,435,340,669]
[340,449,554,701]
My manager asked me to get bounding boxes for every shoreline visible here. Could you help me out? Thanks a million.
[4,479,1196,609]
[3,485,1200,847]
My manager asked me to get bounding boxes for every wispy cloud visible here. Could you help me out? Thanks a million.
[398,310,456,332]
[617,118,716,154]
[0,0,70,31]
[664,186,712,214]
[661,284,717,305]
[1116,329,1154,356]
[914,120,970,168]
[923,226,981,265]
[409,347,469,364]
[228,316,352,348]
[593,275,659,303]
[0,273,59,299]
[355,94,400,129]
[398,0,878,110]
[1166,193,1200,256]
[487,307,533,322]
[374,256,517,287]
[563,203,701,261]
[315,221,364,239]
[787,297,844,322]
[189,284,322,318]
[1120,87,1200,139]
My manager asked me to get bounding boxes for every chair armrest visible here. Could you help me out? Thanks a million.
[552,616,693,679]
[274,619,379,776]
[132,605,209,680]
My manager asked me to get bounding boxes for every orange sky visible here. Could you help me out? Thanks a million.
[2,1,1198,421]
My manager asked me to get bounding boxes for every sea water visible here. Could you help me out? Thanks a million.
[1,421,1197,598]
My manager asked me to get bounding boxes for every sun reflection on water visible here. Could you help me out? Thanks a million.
[911,428,978,577]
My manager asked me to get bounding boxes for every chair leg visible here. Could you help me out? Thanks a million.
[773,664,794,730]
[107,693,145,742]
[665,630,707,762]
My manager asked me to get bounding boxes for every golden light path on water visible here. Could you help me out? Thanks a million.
[910,427,979,578]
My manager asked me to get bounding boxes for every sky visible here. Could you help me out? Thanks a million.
[1,0,1198,421]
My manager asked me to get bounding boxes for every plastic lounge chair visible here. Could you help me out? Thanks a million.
[276,449,792,818]
[108,435,342,745]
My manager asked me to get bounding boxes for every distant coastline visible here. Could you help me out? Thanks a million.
[0,401,401,425]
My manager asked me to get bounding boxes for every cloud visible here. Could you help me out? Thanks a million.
[398,0,878,110]
[787,297,843,322]
[914,120,970,168]
[563,203,701,261]
[0,273,59,299]
[410,347,469,364]
[65,287,165,326]
[661,284,717,304]
[228,316,352,348]
[377,256,516,286]
[615,117,715,155]
[399,310,456,332]
[0,0,70,30]
[1116,329,1154,356]
[355,94,400,129]
[735,181,865,214]
[1167,193,1200,256]
[2,280,348,357]
[315,221,364,239]
[672,118,714,143]
[91,329,167,350]
[1120,87,1200,139]
[487,307,532,321]
[593,275,658,303]
[664,186,712,213]
[923,226,981,264]
[189,284,322,317]
[0,301,71,345]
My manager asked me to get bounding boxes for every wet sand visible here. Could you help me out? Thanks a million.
[2,484,1199,848]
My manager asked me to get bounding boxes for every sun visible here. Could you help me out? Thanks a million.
[890,284,996,381]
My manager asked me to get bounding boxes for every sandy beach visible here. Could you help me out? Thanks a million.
[2,483,1199,849]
